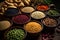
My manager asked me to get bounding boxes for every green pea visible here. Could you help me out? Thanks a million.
[6,29,25,40]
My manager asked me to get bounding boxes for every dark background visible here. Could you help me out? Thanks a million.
[52,0,60,10]
[0,0,5,3]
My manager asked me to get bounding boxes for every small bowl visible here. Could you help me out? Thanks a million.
[20,6,35,14]
[4,8,19,17]
[41,17,58,28]
[46,9,60,17]
[31,11,46,20]
[24,20,43,37]
[55,26,60,35]
[36,4,50,12]
[0,18,13,31]
[4,26,27,40]
[58,17,60,25]
[49,4,56,9]
[12,14,31,24]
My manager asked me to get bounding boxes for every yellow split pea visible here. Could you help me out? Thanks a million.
[24,22,43,33]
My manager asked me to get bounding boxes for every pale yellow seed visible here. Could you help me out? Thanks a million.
[2,7,5,12]
[9,0,13,2]
[5,1,14,6]
[8,6,17,8]
[14,0,21,2]
[5,8,7,11]
[19,2,25,6]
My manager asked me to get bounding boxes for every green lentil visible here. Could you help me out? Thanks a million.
[48,10,60,16]
[6,29,25,40]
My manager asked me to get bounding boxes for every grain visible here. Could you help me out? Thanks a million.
[24,22,43,33]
